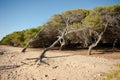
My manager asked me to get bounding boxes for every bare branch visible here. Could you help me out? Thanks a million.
[39,17,70,62]
[87,22,108,55]
[21,28,44,52]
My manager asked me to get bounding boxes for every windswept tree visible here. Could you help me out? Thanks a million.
[21,26,44,52]
[21,9,89,52]
[86,4,120,55]
[0,31,24,46]
[1,4,119,63]
[38,4,120,61]
[20,4,120,63]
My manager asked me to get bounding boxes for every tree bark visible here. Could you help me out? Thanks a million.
[87,34,102,55]
[39,17,69,62]
[39,31,67,61]
[21,39,33,52]
[21,28,44,52]
[39,36,62,61]
[87,22,108,55]
[112,39,117,52]
[59,37,66,50]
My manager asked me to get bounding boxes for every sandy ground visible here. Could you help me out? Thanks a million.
[0,45,120,80]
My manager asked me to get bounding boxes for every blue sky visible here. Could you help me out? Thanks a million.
[0,0,120,40]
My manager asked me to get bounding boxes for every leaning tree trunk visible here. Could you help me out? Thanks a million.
[39,36,64,61]
[21,39,33,52]
[39,28,68,61]
[21,28,44,52]
[87,22,108,55]
[39,18,69,62]
[87,34,102,55]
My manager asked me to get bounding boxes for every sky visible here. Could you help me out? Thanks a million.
[0,0,120,40]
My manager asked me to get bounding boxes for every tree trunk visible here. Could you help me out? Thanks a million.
[112,39,117,52]
[59,38,66,50]
[21,39,33,52]
[87,22,108,55]
[39,35,65,61]
[87,35,102,55]
[39,18,69,62]
[40,38,60,60]
[21,28,44,52]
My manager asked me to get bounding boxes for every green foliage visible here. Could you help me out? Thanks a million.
[102,63,120,80]
[0,31,24,46]
[94,4,120,13]
[0,26,43,47]
[83,10,103,30]
[1,4,120,48]
[91,4,120,27]
[62,9,89,23]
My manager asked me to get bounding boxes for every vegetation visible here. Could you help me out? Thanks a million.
[102,64,120,80]
[0,4,120,49]
[0,26,43,47]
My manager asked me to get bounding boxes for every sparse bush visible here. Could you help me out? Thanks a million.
[102,63,120,80]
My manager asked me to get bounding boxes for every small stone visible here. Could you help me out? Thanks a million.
[94,73,102,78]
[97,73,102,76]
[0,51,4,55]
[45,75,48,77]
[52,66,58,69]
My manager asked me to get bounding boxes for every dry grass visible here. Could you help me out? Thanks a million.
[102,64,120,80]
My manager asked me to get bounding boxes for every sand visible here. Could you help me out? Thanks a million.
[0,45,120,80]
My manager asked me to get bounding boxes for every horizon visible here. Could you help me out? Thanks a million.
[0,0,120,40]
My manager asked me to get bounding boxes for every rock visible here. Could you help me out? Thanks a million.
[45,75,48,77]
[0,51,4,55]
[94,73,103,78]
[52,66,58,69]
[32,78,36,80]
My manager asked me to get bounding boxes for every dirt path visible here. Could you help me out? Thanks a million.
[0,45,120,80]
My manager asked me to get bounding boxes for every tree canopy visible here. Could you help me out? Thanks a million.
[0,4,120,48]
[0,26,43,47]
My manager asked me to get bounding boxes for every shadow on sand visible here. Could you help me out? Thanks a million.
[25,54,79,60]
[0,65,20,71]
[93,48,120,55]
[45,54,79,58]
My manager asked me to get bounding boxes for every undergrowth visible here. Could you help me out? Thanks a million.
[102,64,120,80]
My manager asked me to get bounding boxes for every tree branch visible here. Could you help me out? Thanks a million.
[87,22,108,55]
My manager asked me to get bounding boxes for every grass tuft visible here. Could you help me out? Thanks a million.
[101,63,120,80]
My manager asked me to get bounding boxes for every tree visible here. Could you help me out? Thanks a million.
[0,31,24,46]
[87,22,108,55]
[39,15,71,62]
[20,4,120,63]
[87,4,120,55]
[21,9,89,52]
[21,26,44,52]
